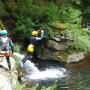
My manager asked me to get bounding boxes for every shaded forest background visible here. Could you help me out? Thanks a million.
[0,0,90,53]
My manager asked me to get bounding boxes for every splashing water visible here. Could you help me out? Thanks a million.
[22,60,67,81]
[24,60,39,73]
[26,68,67,80]
[13,53,67,81]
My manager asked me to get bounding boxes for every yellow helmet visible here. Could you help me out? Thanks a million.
[27,44,34,53]
[31,31,38,36]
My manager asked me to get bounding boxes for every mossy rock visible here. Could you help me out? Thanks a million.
[57,51,68,62]
[52,21,66,30]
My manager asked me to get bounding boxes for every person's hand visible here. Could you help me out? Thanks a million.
[41,30,44,34]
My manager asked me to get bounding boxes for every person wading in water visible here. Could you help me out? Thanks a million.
[21,29,44,66]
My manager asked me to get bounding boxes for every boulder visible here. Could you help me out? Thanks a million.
[0,56,18,90]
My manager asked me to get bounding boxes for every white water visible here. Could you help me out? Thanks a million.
[27,68,66,80]
[14,53,67,81]
[22,60,67,80]
[24,60,39,72]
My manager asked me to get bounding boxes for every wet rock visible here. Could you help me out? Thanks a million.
[0,56,18,90]
[58,52,85,63]
[48,40,69,50]
[43,49,85,63]
[67,52,85,63]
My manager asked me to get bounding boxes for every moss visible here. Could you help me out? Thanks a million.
[12,55,21,71]
[16,80,22,90]
[52,21,66,30]
[57,51,68,62]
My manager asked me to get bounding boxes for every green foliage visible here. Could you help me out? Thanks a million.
[41,83,57,90]
[0,1,7,17]
[13,17,54,41]
[29,83,57,90]
[0,0,90,53]
[13,43,21,52]
[69,25,90,53]
[12,55,21,70]
[42,3,60,22]
[13,17,35,41]
[40,24,54,39]
[16,80,22,90]
[59,4,81,24]
[72,0,82,5]
[83,6,90,15]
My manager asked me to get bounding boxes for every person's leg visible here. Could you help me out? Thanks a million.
[28,54,33,62]
[22,53,30,63]
[6,56,11,70]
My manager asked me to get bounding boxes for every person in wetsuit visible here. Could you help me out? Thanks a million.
[22,29,44,64]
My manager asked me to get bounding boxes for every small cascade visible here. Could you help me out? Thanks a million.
[27,68,67,80]
[21,60,67,81]
[14,53,67,81]
[24,60,39,73]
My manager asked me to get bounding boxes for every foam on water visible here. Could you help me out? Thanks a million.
[22,60,67,80]
[27,68,67,80]
[24,60,39,72]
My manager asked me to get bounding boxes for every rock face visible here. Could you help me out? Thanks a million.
[42,29,85,63]
[0,56,18,90]
[48,40,69,50]
[43,48,85,63]
[58,52,85,63]
[67,52,85,63]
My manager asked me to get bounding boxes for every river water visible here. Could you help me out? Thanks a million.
[20,54,90,90]
[63,55,90,90]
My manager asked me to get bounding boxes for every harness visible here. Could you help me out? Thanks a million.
[27,37,36,53]
[0,37,12,56]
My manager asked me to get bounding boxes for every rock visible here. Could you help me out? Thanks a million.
[0,74,12,90]
[48,40,69,50]
[43,49,85,63]
[57,52,85,63]
[0,56,18,90]
[13,52,24,59]
[67,52,85,63]
[0,57,16,70]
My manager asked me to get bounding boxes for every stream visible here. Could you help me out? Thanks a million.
[18,53,90,90]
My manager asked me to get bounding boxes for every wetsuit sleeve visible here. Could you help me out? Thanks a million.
[36,37,42,40]
[9,39,13,46]
[9,38,14,53]
[36,30,44,40]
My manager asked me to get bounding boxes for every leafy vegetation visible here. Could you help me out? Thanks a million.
[0,0,90,53]
[26,82,57,90]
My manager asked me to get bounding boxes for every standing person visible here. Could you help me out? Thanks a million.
[22,29,44,64]
[0,29,14,70]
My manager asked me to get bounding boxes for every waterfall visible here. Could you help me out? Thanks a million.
[24,60,39,73]
[22,60,67,81]
[27,68,67,80]
[13,53,67,81]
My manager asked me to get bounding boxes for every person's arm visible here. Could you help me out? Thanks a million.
[36,30,44,40]
[40,30,44,38]
[9,38,14,54]
[11,46,14,54]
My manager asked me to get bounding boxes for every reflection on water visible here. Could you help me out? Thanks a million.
[64,64,90,90]
[61,55,90,90]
